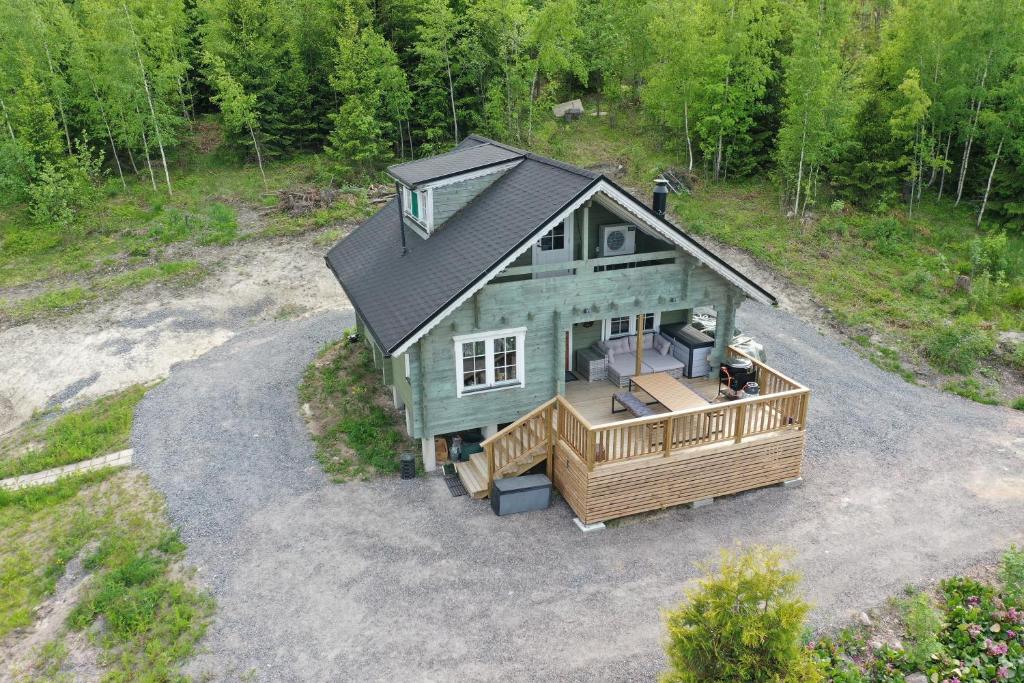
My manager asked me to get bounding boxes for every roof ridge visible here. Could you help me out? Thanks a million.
[461,135,599,180]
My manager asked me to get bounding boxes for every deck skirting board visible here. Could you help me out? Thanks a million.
[554,431,805,524]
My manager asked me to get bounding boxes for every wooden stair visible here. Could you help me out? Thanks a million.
[454,447,549,500]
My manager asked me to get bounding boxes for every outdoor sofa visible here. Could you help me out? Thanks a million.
[594,331,686,386]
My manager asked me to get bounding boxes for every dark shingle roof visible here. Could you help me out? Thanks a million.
[327,135,776,355]
[387,140,523,187]
[327,143,597,354]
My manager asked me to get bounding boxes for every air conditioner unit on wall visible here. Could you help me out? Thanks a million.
[600,224,636,257]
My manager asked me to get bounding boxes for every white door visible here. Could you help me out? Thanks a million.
[533,214,574,279]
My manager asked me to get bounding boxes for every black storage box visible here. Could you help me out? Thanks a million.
[490,474,552,516]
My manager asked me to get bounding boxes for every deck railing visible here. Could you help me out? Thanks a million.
[481,346,810,487]
[481,398,556,491]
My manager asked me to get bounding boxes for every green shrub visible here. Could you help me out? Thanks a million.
[943,378,1000,405]
[900,592,945,669]
[662,547,822,683]
[922,323,995,374]
[27,145,102,226]
[1012,397,1024,411]
[1002,545,1024,602]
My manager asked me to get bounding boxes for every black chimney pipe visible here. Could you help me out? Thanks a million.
[653,178,669,217]
[395,182,407,254]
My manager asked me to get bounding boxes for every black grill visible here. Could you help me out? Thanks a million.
[720,357,756,391]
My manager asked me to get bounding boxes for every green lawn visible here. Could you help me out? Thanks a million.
[539,114,1024,405]
[0,469,212,680]
[0,385,148,480]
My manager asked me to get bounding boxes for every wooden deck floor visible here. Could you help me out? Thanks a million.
[563,374,720,425]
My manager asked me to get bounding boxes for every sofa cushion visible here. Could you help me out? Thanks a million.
[607,353,638,377]
[653,334,672,356]
[642,331,655,349]
[643,353,685,373]
[626,334,637,352]
[610,337,631,355]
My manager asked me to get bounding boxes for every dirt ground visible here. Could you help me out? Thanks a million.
[0,230,350,436]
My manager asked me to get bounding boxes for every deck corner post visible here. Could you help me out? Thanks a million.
[586,432,596,471]
[663,416,674,456]
[485,442,494,492]
[546,404,555,480]
[734,403,746,443]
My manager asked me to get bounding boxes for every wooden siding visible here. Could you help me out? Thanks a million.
[432,169,508,225]
[566,430,805,524]
[413,252,739,438]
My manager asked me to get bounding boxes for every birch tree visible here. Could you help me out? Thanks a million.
[205,53,267,188]
[412,0,463,147]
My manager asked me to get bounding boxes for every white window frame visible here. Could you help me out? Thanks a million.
[453,327,526,397]
[402,185,433,231]
[603,312,659,340]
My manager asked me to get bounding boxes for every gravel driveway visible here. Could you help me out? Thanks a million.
[132,305,1024,682]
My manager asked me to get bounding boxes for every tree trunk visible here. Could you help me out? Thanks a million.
[136,104,158,191]
[916,125,925,201]
[684,100,693,171]
[248,123,267,189]
[124,1,172,196]
[126,145,139,174]
[793,114,807,215]
[937,130,952,199]
[955,56,990,206]
[0,95,14,142]
[445,50,459,142]
[977,137,1002,227]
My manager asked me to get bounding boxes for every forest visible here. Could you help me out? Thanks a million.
[2,0,1023,227]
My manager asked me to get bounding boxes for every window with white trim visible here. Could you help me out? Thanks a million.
[454,328,526,396]
[537,223,566,251]
[605,313,658,339]
[402,185,431,229]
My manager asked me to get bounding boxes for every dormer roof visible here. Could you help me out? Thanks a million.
[387,138,523,188]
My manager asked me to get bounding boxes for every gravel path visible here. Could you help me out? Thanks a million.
[132,305,1024,682]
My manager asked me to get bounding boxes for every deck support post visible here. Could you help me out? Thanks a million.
[546,404,555,481]
[734,403,746,443]
[420,436,437,472]
[663,416,673,456]
[634,313,644,378]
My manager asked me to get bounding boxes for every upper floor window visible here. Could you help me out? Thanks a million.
[402,185,432,230]
[453,328,526,397]
[538,223,566,251]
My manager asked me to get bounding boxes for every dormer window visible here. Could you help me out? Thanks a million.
[402,185,433,232]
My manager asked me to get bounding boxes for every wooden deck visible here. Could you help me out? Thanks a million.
[472,347,811,523]
[564,375,719,425]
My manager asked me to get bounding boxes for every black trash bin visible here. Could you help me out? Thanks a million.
[400,452,416,479]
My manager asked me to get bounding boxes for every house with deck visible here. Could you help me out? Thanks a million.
[325,135,810,524]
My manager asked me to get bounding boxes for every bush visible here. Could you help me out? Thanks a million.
[27,144,102,226]
[922,323,996,374]
[662,547,821,683]
[1012,397,1024,411]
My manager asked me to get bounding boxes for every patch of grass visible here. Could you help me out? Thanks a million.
[922,324,997,375]
[1,286,96,321]
[98,260,207,292]
[0,384,148,480]
[1011,396,1024,411]
[0,469,212,680]
[1,261,207,325]
[298,335,415,482]
[943,378,1001,405]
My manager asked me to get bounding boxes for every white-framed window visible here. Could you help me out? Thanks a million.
[604,312,658,339]
[537,223,566,251]
[402,185,432,230]
[453,327,526,397]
